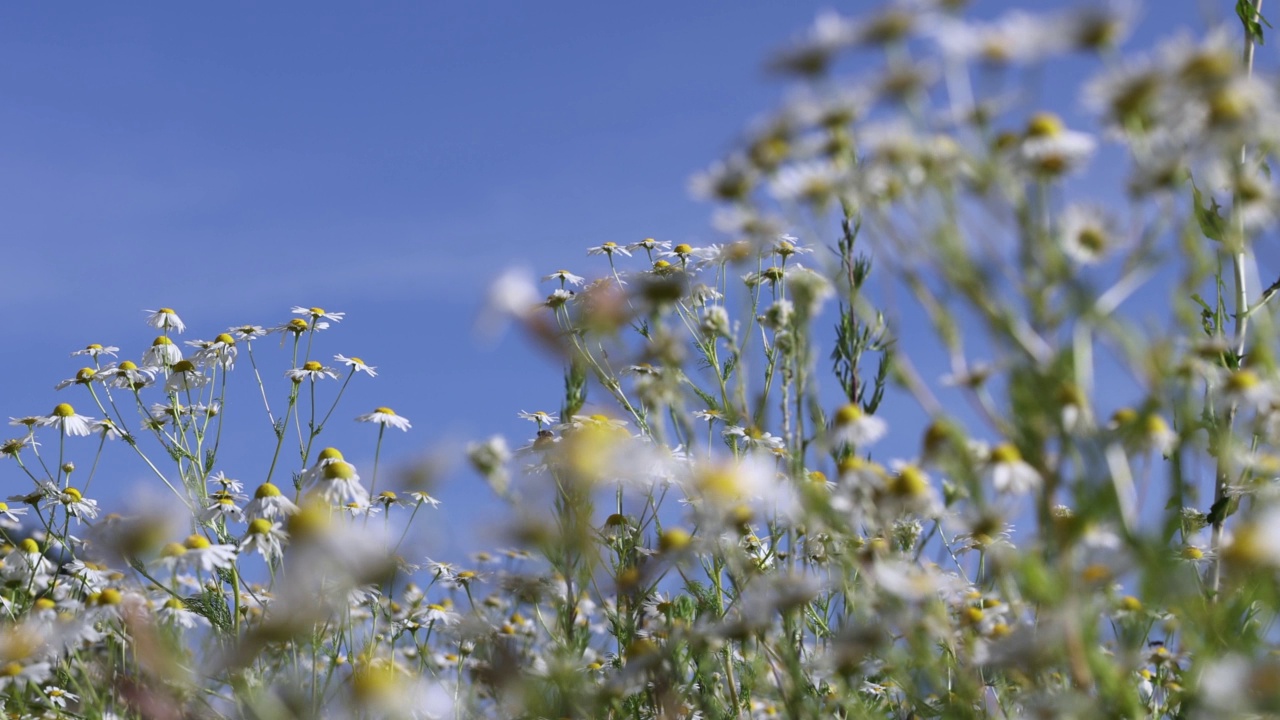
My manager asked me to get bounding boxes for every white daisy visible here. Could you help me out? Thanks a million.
[543,270,586,287]
[356,407,411,431]
[286,361,340,383]
[292,306,345,323]
[244,482,299,521]
[144,308,185,334]
[37,404,94,437]
[70,343,119,359]
[142,336,183,367]
[335,354,378,377]
[587,241,631,258]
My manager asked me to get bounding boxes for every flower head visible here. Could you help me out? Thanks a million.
[356,407,411,431]
[144,308,185,334]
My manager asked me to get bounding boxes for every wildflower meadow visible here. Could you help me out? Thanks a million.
[7,1,1280,717]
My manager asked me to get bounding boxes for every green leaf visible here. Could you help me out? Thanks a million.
[1191,180,1228,243]
[1238,0,1272,44]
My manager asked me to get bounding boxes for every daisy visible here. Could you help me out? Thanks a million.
[292,306,345,324]
[144,308,185,334]
[244,482,299,521]
[722,425,786,452]
[659,244,700,264]
[157,597,209,629]
[187,334,237,370]
[0,660,52,690]
[587,241,631,258]
[227,324,268,341]
[0,501,28,523]
[1019,112,1096,177]
[829,403,888,448]
[164,360,209,393]
[407,491,442,508]
[356,407,411,431]
[275,317,324,335]
[180,534,238,574]
[48,486,99,522]
[70,343,119,359]
[239,519,288,562]
[54,367,98,391]
[142,336,183,367]
[96,361,157,389]
[769,10,857,76]
[543,270,586,287]
[286,361,339,383]
[90,418,126,441]
[42,685,78,709]
[335,354,378,377]
[0,437,33,459]
[312,460,369,505]
[984,443,1042,495]
[1059,204,1120,265]
[545,289,575,308]
[200,491,245,524]
[517,410,558,427]
[627,237,673,254]
[37,404,94,437]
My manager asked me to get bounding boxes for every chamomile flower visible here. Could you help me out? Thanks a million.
[240,519,288,562]
[187,334,237,370]
[545,289,575,308]
[543,270,586,287]
[96,361,157,389]
[0,501,27,523]
[723,425,786,452]
[49,486,99,521]
[829,403,888,448]
[164,360,209,393]
[70,343,119,359]
[37,404,94,437]
[984,443,1042,495]
[587,241,631,258]
[286,361,340,383]
[1059,204,1120,265]
[276,317,324,335]
[180,534,238,574]
[41,685,78,709]
[244,482,299,521]
[1019,112,1096,177]
[313,460,369,505]
[54,367,98,391]
[90,418,126,441]
[518,410,558,427]
[335,354,378,377]
[627,237,673,254]
[144,308,186,334]
[200,492,245,524]
[227,324,268,341]
[293,306,345,324]
[142,336,183,367]
[157,597,209,629]
[356,407,411,431]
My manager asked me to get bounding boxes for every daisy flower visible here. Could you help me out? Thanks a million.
[37,404,94,437]
[286,361,339,383]
[313,460,369,505]
[292,306,345,324]
[518,410,558,427]
[90,418,126,441]
[0,437,33,459]
[244,482,299,521]
[96,361,157,389]
[227,324,268,341]
[335,354,378,377]
[157,597,209,629]
[187,334,237,370]
[48,486,99,522]
[984,443,1042,495]
[180,534,238,574]
[545,289,575,308]
[1059,204,1120,265]
[275,317,324,335]
[1019,112,1096,177]
[723,425,785,452]
[54,367,98,391]
[587,241,631,258]
[164,360,209,393]
[829,403,888,448]
[356,407,411,431]
[407,491,442,508]
[240,519,288,562]
[627,237,673,254]
[42,685,78,709]
[0,501,28,523]
[200,492,245,524]
[144,308,185,334]
[543,270,586,287]
[70,343,119,359]
[142,336,183,367]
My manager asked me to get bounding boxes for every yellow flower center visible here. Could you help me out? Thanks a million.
[0,662,22,678]
[323,461,357,481]
[214,333,236,345]
[303,361,323,372]
[18,539,39,554]
[62,487,83,502]
[120,360,138,371]
[889,466,928,498]
[76,368,96,382]
[165,598,186,610]
[309,307,325,317]
[152,336,173,347]
[248,518,273,535]
[1025,112,1064,138]
[288,319,308,332]
[52,403,76,418]
[1227,369,1261,393]
[990,443,1022,464]
[374,407,396,415]
[318,447,345,462]
[834,403,863,425]
[97,588,122,606]
[183,534,211,550]
[161,542,187,557]
[659,528,692,552]
[674,243,693,255]
[255,482,282,499]
[172,360,196,373]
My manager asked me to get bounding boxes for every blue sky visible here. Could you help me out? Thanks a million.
[0,1,1253,559]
